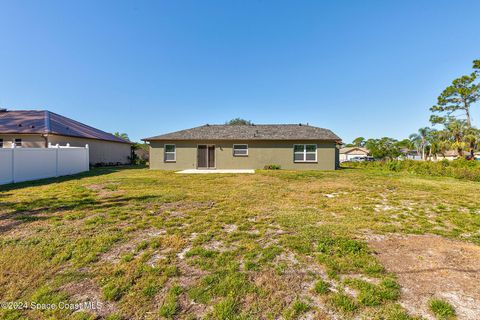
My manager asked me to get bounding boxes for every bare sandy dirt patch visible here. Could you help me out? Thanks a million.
[157,200,215,213]
[62,279,118,318]
[248,257,335,320]
[86,183,123,198]
[98,228,166,263]
[368,234,480,320]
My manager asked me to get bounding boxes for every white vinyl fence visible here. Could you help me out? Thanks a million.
[0,144,89,185]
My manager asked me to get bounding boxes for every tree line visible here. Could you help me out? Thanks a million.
[345,59,480,160]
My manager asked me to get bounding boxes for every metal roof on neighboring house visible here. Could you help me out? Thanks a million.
[0,110,130,143]
[143,124,342,142]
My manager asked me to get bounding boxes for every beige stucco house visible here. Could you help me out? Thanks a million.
[0,109,132,165]
[428,150,459,161]
[339,147,370,162]
[143,124,342,170]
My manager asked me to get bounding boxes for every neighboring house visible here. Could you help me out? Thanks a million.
[432,150,459,161]
[399,149,422,160]
[339,147,369,162]
[143,124,342,170]
[442,150,460,161]
[0,109,132,165]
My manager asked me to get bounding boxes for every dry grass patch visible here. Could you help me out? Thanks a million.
[1,166,480,319]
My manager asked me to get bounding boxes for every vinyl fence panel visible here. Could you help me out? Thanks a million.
[0,149,13,185]
[0,145,89,185]
[13,148,58,182]
[57,146,89,176]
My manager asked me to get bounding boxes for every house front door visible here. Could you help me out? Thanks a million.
[197,145,215,169]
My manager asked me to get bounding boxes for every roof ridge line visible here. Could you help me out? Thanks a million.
[203,123,314,126]
[44,110,52,133]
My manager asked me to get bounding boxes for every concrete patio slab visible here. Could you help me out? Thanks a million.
[176,169,255,174]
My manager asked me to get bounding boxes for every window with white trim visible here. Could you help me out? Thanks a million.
[294,144,317,162]
[164,144,176,162]
[15,139,22,147]
[233,144,248,156]
[0,139,3,148]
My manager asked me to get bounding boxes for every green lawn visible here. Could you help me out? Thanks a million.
[0,167,479,319]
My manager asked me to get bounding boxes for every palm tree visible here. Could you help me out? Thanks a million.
[408,134,421,158]
[463,127,480,158]
[446,120,467,156]
[435,130,451,159]
[427,130,442,160]
[409,127,431,160]
[114,132,130,141]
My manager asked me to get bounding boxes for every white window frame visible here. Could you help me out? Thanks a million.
[15,138,22,148]
[164,144,176,162]
[293,144,317,163]
[0,139,3,148]
[233,144,248,157]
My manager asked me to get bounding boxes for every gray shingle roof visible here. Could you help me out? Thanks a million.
[144,124,341,142]
[0,110,130,143]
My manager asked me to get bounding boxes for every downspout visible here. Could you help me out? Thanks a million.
[42,134,49,148]
[43,110,51,148]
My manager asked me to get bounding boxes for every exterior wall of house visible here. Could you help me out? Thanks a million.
[0,134,131,165]
[339,150,369,162]
[0,134,46,148]
[48,135,131,165]
[149,140,338,170]
[335,147,340,168]
[430,155,458,161]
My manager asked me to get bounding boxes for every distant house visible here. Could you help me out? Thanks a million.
[339,147,369,162]
[425,150,471,161]
[0,109,132,165]
[143,124,342,170]
[399,149,422,160]
[432,150,459,161]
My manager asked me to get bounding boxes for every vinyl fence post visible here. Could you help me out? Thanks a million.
[85,144,89,171]
[55,144,59,177]
[11,142,15,183]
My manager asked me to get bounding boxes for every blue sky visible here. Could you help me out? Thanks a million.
[1,1,479,143]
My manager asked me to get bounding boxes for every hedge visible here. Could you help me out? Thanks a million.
[346,159,480,181]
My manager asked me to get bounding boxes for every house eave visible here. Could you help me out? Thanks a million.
[143,138,342,143]
[0,131,132,144]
